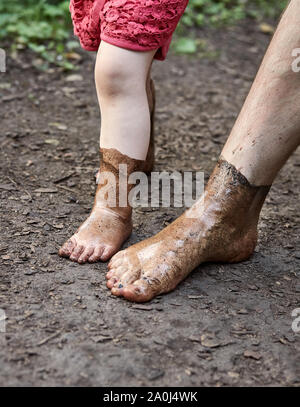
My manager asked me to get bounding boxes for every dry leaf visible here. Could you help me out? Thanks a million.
[45,139,60,146]
[66,74,83,82]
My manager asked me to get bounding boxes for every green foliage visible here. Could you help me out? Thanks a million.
[0,0,75,70]
[183,0,287,28]
[174,0,287,54]
[173,37,198,54]
[0,0,288,65]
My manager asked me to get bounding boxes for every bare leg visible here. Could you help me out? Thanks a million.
[106,0,300,302]
[222,0,300,185]
[98,42,156,160]
[59,42,156,263]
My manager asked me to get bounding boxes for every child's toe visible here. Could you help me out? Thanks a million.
[100,245,115,262]
[70,245,84,261]
[88,246,105,263]
[59,238,76,257]
[78,247,94,264]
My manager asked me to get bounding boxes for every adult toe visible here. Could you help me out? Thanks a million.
[108,251,125,269]
[106,266,127,288]
[122,279,155,303]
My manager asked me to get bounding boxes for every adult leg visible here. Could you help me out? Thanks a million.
[222,0,300,185]
[106,0,300,302]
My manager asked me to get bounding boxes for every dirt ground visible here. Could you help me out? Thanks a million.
[0,21,299,387]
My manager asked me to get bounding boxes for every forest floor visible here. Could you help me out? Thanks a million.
[0,21,299,386]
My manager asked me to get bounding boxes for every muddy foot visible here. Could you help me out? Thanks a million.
[59,147,146,263]
[59,205,132,263]
[106,160,270,302]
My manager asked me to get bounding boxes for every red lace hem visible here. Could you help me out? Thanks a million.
[69,0,188,60]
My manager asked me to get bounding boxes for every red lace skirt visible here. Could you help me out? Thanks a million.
[70,0,189,60]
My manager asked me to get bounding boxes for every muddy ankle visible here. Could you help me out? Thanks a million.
[105,160,272,301]
[210,157,271,220]
[58,148,148,263]
[199,158,271,262]
[96,147,147,215]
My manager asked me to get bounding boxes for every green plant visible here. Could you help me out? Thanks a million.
[0,0,75,70]
[174,0,287,54]
[182,0,286,28]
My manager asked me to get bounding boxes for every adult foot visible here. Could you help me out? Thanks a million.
[106,160,270,302]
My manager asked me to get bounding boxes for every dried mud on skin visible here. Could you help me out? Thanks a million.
[0,23,299,386]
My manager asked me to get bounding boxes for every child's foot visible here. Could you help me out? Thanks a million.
[59,148,145,263]
[106,160,270,302]
[59,79,156,264]
[59,206,132,263]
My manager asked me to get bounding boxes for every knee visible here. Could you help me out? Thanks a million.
[95,60,133,99]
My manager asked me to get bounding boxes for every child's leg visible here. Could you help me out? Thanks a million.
[59,42,156,263]
[97,42,156,160]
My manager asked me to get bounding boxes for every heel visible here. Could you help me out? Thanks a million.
[227,229,258,263]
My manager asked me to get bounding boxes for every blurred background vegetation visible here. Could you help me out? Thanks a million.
[0,0,287,70]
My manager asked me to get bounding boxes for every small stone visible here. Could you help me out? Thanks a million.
[201,334,221,348]
[237,308,248,315]
[2,255,11,260]
[146,369,165,381]
[91,335,112,343]
[244,350,262,360]
[228,371,240,379]
[24,269,39,275]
